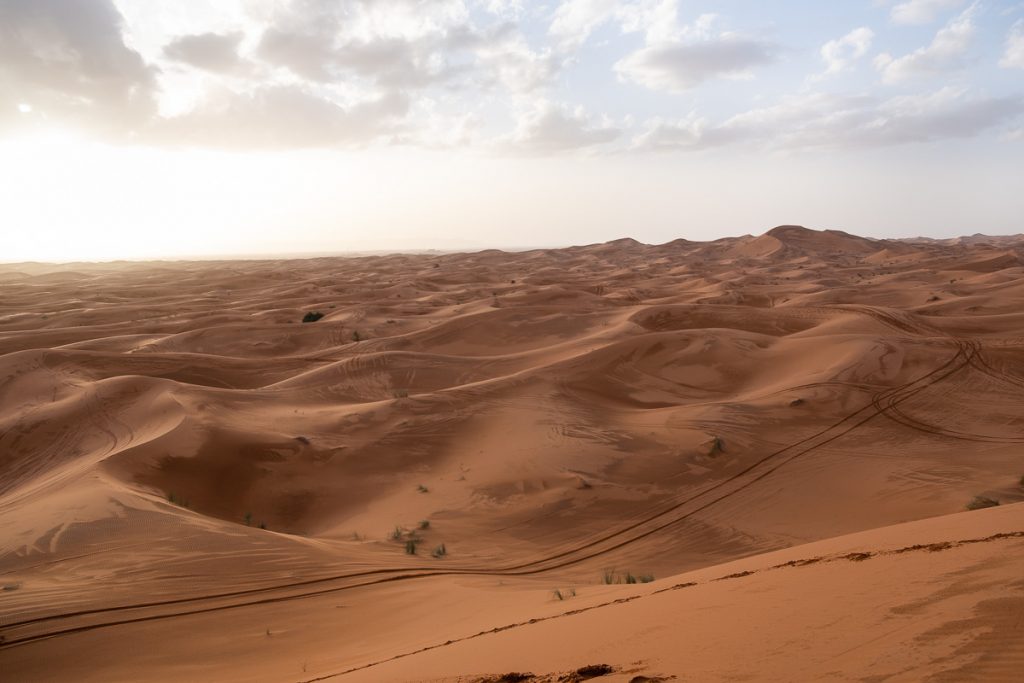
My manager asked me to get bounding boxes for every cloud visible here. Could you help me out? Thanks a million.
[474,30,561,93]
[630,113,707,150]
[151,86,410,148]
[547,0,695,51]
[1001,20,1024,69]
[548,0,621,50]
[163,32,245,73]
[816,27,875,79]
[255,7,552,92]
[890,0,966,25]
[631,87,1024,151]
[0,0,155,135]
[875,3,976,83]
[616,37,778,92]
[255,27,339,82]
[505,100,620,153]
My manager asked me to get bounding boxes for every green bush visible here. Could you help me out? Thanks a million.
[302,311,324,323]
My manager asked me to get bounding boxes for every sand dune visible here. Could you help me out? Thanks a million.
[2,226,1024,681]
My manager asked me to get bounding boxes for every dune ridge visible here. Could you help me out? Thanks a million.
[2,225,1024,681]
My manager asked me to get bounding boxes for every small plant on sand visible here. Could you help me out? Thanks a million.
[1019,474,1024,488]
[244,512,253,526]
[418,519,430,530]
[574,664,614,677]
[405,539,419,555]
[302,311,324,323]
[417,484,429,493]
[431,543,447,558]
[393,388,409,399]
[351,330,362,342]
[389,526,403,541]
[258,521,267,530]
[602,569,653,585]
[167,492,176,504]
[966,495,1000,511]
[552,587,576,601]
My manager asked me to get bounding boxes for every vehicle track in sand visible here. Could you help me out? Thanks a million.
[0,336,979,649]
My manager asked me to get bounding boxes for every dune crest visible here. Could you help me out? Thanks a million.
[2,226,1024,681]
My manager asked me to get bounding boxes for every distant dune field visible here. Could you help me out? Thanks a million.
[2,226,1023,682]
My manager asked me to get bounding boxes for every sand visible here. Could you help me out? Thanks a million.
[1,225,1023,681]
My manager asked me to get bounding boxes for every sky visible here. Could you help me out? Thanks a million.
[1,0,1023,261]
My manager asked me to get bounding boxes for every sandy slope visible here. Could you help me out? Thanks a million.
[2,225,1024,681]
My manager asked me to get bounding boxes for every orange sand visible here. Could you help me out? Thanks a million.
[2,226,1023,681]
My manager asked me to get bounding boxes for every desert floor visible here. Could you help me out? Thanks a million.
[2,226,1023,682]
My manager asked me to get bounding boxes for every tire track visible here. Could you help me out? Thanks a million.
[297,530,1024,682]
[0,338,975,649]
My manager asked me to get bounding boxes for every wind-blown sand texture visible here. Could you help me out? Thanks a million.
[2,226,1023,682]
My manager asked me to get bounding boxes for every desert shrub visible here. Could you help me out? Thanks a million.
[302,311,324,323]
[393,389,409,398]
[405,539,419,555]
[553,587,576,600]
[431,543,447,558]
[417,484,429,493]
[244,512,253,526]
[966,495,1000,510]
[389,526,403,541]
[574,664,614,677]
[351,330,362,341]
[418,519,430,530]
[602,569,653,585]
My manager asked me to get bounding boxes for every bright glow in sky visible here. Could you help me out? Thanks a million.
[1,0,1022,261]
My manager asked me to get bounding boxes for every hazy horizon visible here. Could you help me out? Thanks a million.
[5,222,1024,266]
[3,0,1023,262]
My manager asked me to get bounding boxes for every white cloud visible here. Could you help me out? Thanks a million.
[616,37,777,92]
[484,0,525,20]
[1001,20,1024,69]
[875,3,976,83]
[548,0,620,50]
[475,32,561,93]
[163,32,245,73]
[890,0,966,25]
[505,100,620,153]
[631,87,1024,151]
[151,86,410,148]
[547,0,700,50]
[816,27,875,79]
[0,0,155,136]
[630,113,706,150]
[608,8,776,93]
